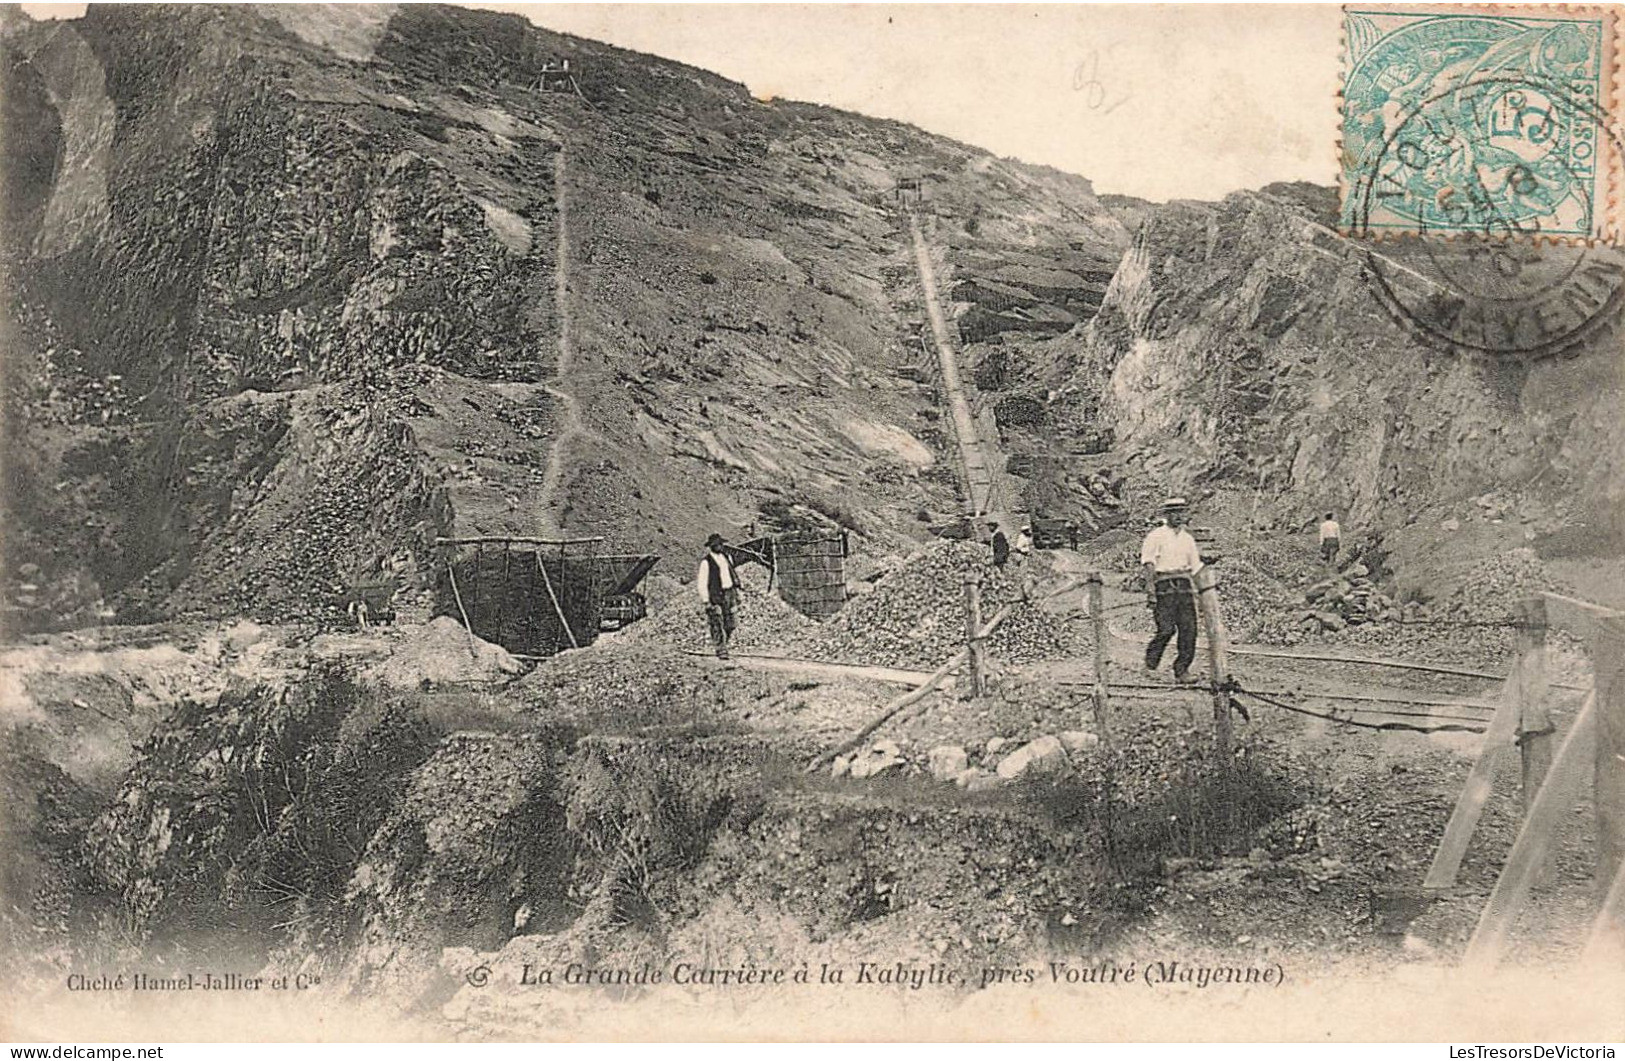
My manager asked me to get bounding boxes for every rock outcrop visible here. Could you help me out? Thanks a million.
[1053,184,1624,537]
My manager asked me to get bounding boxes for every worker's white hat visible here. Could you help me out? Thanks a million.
[1161,497,1189,510]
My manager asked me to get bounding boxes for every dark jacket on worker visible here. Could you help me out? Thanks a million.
[696,550,737,606]
[990,530,1010,566]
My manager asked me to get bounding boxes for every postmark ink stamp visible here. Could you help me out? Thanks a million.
[1341,5,1621,242]
[1340,5,1625,358]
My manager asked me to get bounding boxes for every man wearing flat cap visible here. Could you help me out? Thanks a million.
[1140,497,1203,683]
[696,532,740,659]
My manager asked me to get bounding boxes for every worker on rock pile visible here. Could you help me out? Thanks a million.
[1319,511,1342,567]
[987,521,1010,568]
[696,532,740,659]
[1141,498,1203,684]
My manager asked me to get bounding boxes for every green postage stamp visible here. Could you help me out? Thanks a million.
[1341,5,1622,242]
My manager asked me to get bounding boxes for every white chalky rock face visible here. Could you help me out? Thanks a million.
[994,735,1066,780]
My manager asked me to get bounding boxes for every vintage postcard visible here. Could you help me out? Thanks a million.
[2,2,1623,1045]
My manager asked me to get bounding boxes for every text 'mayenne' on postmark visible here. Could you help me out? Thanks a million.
[1340,4,1622,244]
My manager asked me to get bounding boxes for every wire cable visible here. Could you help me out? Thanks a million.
[1230,682,1489,735]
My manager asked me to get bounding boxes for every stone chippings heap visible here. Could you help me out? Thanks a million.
[609,541,1073,671]
[1294,562,1400,636]
[782,541,1075,670]
[1210,556,1302,644]
[1335,548,1566,662]
[611,576,819,654]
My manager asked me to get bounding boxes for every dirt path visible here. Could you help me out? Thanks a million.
[536,146,586,536]
[682,650,932,687]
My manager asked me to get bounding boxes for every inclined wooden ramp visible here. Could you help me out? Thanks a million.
[908,214,1017,522]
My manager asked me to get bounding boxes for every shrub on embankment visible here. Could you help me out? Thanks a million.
[85,665,440,954]
[1017,714,1306,881]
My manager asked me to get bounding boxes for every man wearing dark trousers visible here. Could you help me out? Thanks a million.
[987,521,1010,567]
[1140,498,1203,683]
[696,532,739,659]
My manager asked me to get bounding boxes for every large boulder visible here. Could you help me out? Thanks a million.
[849,739,905,779]
[927,745,969,782]
[995,735,1066,781]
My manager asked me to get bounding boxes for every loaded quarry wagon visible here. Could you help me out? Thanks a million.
[596,554,661,631]
[1030,517,1080,551]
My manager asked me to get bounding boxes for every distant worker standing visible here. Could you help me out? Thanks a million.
[987,521,1010,567]
[1013,524,1035,600]
[1141,498,1203,684]
[1318,512,1341,566]
[696,532,740,659]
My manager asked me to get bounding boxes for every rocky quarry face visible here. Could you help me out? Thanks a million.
[0,3,1128,634]
[4,2,1623,1036]
[1053,184,1625,539]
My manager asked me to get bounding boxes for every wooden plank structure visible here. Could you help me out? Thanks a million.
[432,535,658,657]
[1427,590,1625,969]
[774,532,848,618]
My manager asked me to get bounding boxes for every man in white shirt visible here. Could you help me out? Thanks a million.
[1318,512,1341,565]
[696,532,739,658]
[1140,498,1203,683]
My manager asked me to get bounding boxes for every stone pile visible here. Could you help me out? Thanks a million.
[1299,562,1400,635]
[831,729,1100,790]
[185,404,431,628]
[613,577,818,654]
[783,542,1074,670]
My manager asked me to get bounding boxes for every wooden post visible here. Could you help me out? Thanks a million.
[963,574,987,699]
[1086,573,1111,745]
[498,541,511,649]
[1194,565,1232,761]
[536,550,579,650]
[1596,618,1625,912]
[1580,856,1625,967]
[1515,596,1553,817]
